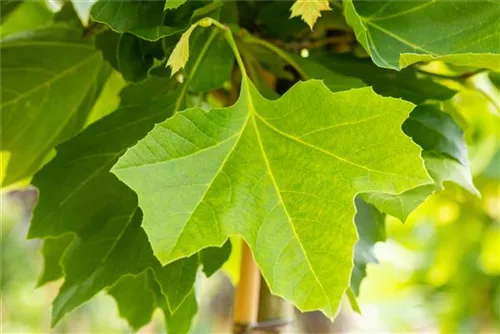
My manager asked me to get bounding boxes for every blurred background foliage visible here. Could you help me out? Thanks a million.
[1,0,499,333]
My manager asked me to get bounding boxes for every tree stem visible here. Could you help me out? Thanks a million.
[232,242,261,334]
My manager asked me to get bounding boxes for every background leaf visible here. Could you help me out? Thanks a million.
[28,76,198,328]
[344,0,500,70]
[0,26,106,186]
[351,197,386,296]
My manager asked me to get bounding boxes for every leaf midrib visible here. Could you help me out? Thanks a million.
[166,79,334,312]
[246,80,334,313]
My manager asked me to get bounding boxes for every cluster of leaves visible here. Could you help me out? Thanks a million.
[1,0,499,331]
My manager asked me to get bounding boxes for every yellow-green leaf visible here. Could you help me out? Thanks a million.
[167,24,198,75]
[112,78,430,317]
[290,0,331,29]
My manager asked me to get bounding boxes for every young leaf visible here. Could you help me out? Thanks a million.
[0,26,105,186]
[290,0,331,29]
[113,78,430,317]
[344,0,500,70]
[167,23,197,75]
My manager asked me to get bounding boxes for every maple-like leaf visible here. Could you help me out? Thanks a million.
[112,78,430,317]
[290,0,331,29]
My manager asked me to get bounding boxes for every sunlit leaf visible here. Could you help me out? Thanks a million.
[290,0,331,29]
[167,23,197,75]
[363,105,479,221]
[113,78,429,316]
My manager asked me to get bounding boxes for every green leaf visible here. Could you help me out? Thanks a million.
[117,33,155,82]
[289,0,331,29]
[90,0,212,41]
[165,0,187,11]
[344,0,500,70]
[0,26,105,186]
[258,1,308,39]
[200,240,232,277]
[91,0,170,40]
[351,197,385,296]
[37,234,74,286]
[28,76,197,326]
[185,28,234,93]
[113,78,430,317]
[108,271,158,330]
[291,54,365,92]
[307,53,456,104]
[85,70,126,127]
[362,105,479,221]
[0,1,53,38]
[109,266,198,333]
[163,291,198,334]
[0,0,23,20]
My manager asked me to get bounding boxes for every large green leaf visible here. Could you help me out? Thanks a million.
[0,27,104,186]
[362,105,479,221]
[28,76,199,327]
[344,0,500,70]
[113,77,430,316]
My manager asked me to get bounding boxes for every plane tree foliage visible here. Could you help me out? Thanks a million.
[1,0,498,332]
